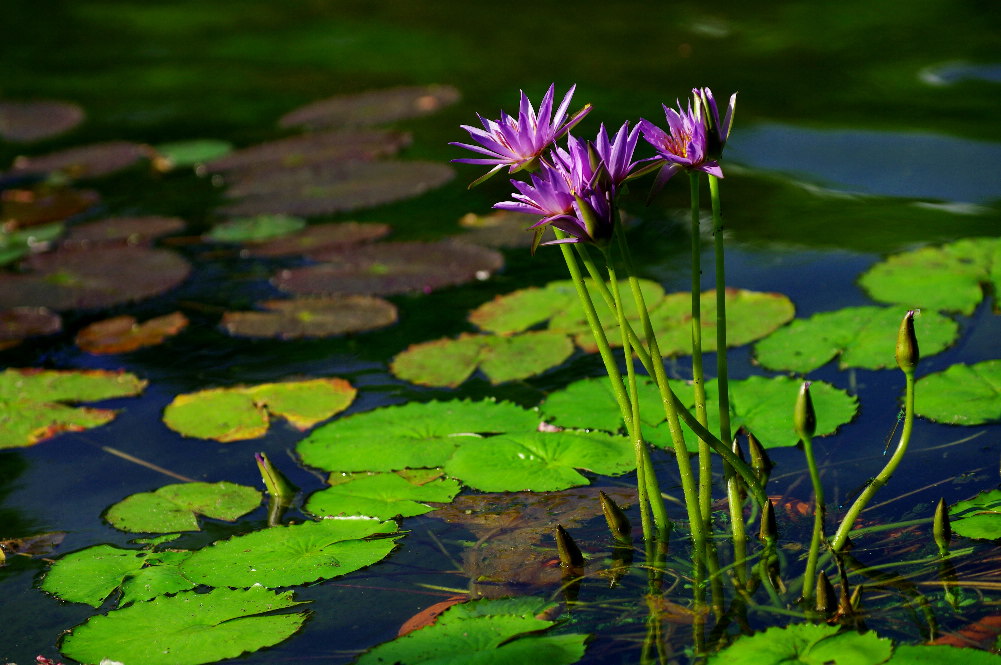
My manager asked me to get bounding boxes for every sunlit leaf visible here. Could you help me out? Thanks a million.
[221,296,397,339]
[164,377,356,441]
[298,399,540,473]
[306,472,461,519]
[888,644,1001,665]
[179,517,399,588]
[391,331,574,387]
[858,237,1001,314]
[706,623,891,665]
[119,550,197,605]
[60,587,308,665]
[279,84,461,130]
[915,360,1001,425]
[10,140,152,179]
[104,481,262,533]
[948,488,1001,540]
[76,312,189,354]
[41,544,152,607]
[0,368,147,449]
[204,214,306,244]
[0,100,84,142]
[0,306,61,350]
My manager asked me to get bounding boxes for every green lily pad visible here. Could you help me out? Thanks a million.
[104,481,262,533]
[706,623,891,665]
[306,472,461,519]
[76,311,189,354]
[391,331,575,387]
[445,430,634,492]
[0,368,147,449]
[278,84,461,130]
[858,237,1001,314]
[540,375,858,450]
[298,399,540,473]
[152,139,233,170]
[888,644,1001,664]
[948,488,1001,540]
[915,360,1001,425]
[755,306,959,373]
[60,587,308,665]
[0,100,84,143]
[221,295,398,339]
[179,517,399,588]
[356,596,587,665]
[163,377,357,441]
[41,544,161,607]
[0,221,63,266]
[204,214,306,244]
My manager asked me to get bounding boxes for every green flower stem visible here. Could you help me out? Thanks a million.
[830,370,917,552]
[688,173,713,529]
[708,174,732,448]
[800,432,826,602]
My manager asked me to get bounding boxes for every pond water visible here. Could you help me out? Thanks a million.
[1,1,1000,663]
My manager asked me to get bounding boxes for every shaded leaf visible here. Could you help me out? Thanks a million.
[104,481,262,533]
[1,186,99,227]
[948,488,1001,540]
[456,210,538,249]
[306,472,461,520]
[76,312,189,354]
[0,306,61,350]
[246,221,390,258]
[206,129,410,174]
[0,222,63,266]
[9,140,152,179]
[278,84,460,130]
[204,214,306,244]
[62,216,186,248]
[221,295,397,339]
[915,360,1001,425]
[0,531,65,559]
[706,623,891,665]
[0,100,84,142]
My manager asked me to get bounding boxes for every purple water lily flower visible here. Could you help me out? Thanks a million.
[639,97,723,197]
[693,87,736,161]
[593,121,645,188]
[451,84,592,186]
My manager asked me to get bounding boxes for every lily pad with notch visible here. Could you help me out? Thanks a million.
[706,623,891,665]
[76,311,189,354]
[278,84,461,130]
[104,481,262,533]
[221,295,398,339]
[947,488,1001,540]
[915,360,1001,425]
[306,471,461,520]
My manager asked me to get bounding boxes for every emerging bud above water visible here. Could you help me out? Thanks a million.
[255,452,297,503]
[598,491,632,543]
[815,570,836,615]
[933,497,951,554]
[555,524,586,569]
[794,381,817,441]
[895,310,920,373]
[759,499,778,542]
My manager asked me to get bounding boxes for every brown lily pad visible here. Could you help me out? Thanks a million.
[0,246,192,311]
[205,129,411,175]
[76,312,189,354]
[217,160,455,217]
[63,216,186,248]
[0,307,62,350]
[278,84,461,130]
[456,211,538,249]
[247,222,391,258]
[1,186,100,227]
[0,531,66,561]
[8,140,152,179]
[273,240,502,296]
[0,100,84,143]
[221,296,397,339]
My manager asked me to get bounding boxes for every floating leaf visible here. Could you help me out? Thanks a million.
[279,84,460,130]
[457,210,538,249]
[298,399,540,473]
[0,531,65,559]
[0,222,63,266]
[888,644,1001,665]
[0,246,191,311]
[76,312,189,354]
[152,139,232,170]
[391,331,574,387]
[948,488,1001,540]
[204,214,306,244]
[63,216,186,248]
[218,160,455,217]
[274,240,502,296]
[0,368,146,449]
[755,306,959,373]
[306,472,461,520]
[1,185,99,227]
[356,596,587,665]
[0,100,84,142]
[104,481,262,533]
[164,377,356,442]
[60,587,308,665]
[179,517,399,588]
[706,623,891,665]
[221,295,397,339]
[9,140,151,178]
[0,306,61,350]
[858,237,1001,314]
[246,221,391,258]
[206,129,410,174]
[915,360,1001,425]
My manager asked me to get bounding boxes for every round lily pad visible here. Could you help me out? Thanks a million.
[0,221,64,266]
[0,246,192,311]
[246,221,391,258]
[218,160,455,217]
[0,306,61,350]
[706,623,891,665]
[204,214,306,244]
[62,216,186,247]
[306,472,461,520]
[60,587,308,665]
[152,139,233,170]
[221,295,397,339]
[456,210,538,249]
[2,185,99,227]
[104,481,262,533]
[915,360,1001,425]
[889,644,1001,665]
[76,312,189,354]
[206,129,411,174]
[0,100,84,142]
[274,240,503,296]
[9,140,151,179]
[278,84,461,130]
[948,488,1001,540]
[41,544,183,608]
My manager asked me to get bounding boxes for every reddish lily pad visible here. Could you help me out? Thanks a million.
[1,186,99,227]
[274,240,502,296]
[391,331,574,387]
[163,377,356,442]
[0,307,62,350]
[9,140,152,179]
[278,84,461,130]
[221,296,397,339]
[246,221,391,258]
[0,100,84,142]
[456,210,537,249]
[0,246,192,311]
[0,368,147,449]
[63,216,186,248]
[218,160,455,217]
[206,129,411,174]
[76,312,189,354]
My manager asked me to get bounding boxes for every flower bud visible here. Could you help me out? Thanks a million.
[933,497,951,554]
[255,452,297,503]
[895,310,919,372]
[744,427,773,483]
[555,524,585,569]
[815,570,836,615]
[759,499,778,542]
[598,491,632,544]
[794,381,817,441]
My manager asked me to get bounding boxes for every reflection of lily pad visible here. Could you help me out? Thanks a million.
[274,241,502,296]
[279,84,460,130]
[915,360,1001,425]
[755,306,959,373]
[206,129,410,174]
[62,216,186,247]
[298,399,540,473]
[0,246,192,311]
[104,481,262,533]
[0,307,61,350]
[76,312,189,354]
[218,160,455,217]
[0,221,63,266]
[391,331,574,387]
[706,623,891,665]
[163,378,356,442]
[0,368,147,449]
[859,237,1001,314]
[61,587,308,665]
[246,221,391,257]
[204,214,306,243]
[948,488,1001,540]
[222,296,397,339]
[0,100,84,142]
[306,472,461,520]
[9,140,151,178]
